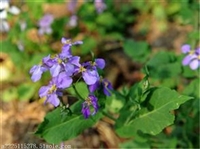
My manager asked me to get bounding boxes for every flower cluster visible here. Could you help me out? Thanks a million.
[0,0,20,32]
[38,14,54,35]
[181,44,200,70]
[30,37,112,118]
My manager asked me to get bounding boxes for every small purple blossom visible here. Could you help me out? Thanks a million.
[29,65,47,82]
[81,95,98,119]
[39,74,72,107]
[181,44,200,70]
[68,15,78,27]
[89,78,113,96]
[67,0,77,14]
[38,14,54,35]
[94,0,107,14]
[39,78,61,107]
[78,65,100,85]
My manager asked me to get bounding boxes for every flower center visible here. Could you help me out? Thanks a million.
[48,84,57,94]
[91,61,96,66]
[57,58,62,64]
[189,50,195,55]
[85,97,92,106]
[79,66,86,72]
[104,81,108,87]
[63,39,72,45]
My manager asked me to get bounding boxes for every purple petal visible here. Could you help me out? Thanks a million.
[65,63,75,76]
[82,70,99,85]
[42,55,54,67]
[189,59,199,70]
[60,45,72,58]
[69,56,80,66]
[39,86,50,98]
[89,81,100,92]
[95,58,105,69]
[39,14,54,28]
[45,27,52,34]
[195,47,200,55]
[103,88,111,96]
[57,72,73,88]
[72,41,83,45]
[61,37,71,45]
[82,107,90,119]
[68,15,78,27]
[47,93,60,107]
[30,65,43,82]
[181,44,191,53]
[95,0,107,13]
[50,64,61,77]
[182,55,193,66]
[90,95,98,114]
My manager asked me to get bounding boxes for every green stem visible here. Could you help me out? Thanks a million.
[102,111,117,121]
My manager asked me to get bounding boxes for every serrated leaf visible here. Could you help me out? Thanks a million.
[35,107,102,144]
[115,87,192,138]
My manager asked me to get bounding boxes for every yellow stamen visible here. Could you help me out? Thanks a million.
[57,58,62,64]
[189,50,195,55]
[63,39,72,45]
[48,84,57,94]
[79,66,86,72]
[85,97,92,106]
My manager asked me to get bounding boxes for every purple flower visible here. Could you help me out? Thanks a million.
[67,0,77,14]
[78,65,100,85]
[67,15,78,27]
[94,0,106,14]
[81,95,98,119]
[39,74,72,107]
[77,58,106,85]
[49,54,81,77]
[89,78,113,96]
[61,37,83,46]
[82,58,105,70]
[181,44,191,54]
[38,14,54,35]
[39,78,61,107]
[181,45,200,70]
[30,65,47,82]
[94,58,105,69]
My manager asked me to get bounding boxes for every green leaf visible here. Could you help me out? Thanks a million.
[123,39,149,63]
[17,83,37,101]
[146,51,181,79]
[1,87,18,102]
[105,91,125,113]
[183,79,200,99]
[119,140,150,149]
[67,82,89,99]
[96,12,117,28]
[80,37,97,55]
[115,87,192,139]
[35,107,102,144]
